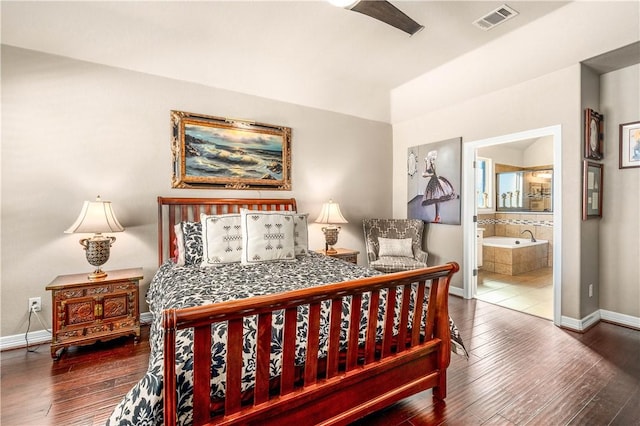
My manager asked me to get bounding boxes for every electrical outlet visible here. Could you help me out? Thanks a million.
[588,284,593,298]
[28,297,41,312]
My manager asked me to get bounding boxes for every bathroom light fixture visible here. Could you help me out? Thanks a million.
[314,200,348,254]
[65,196,124,280]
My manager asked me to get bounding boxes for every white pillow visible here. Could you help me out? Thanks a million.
[292,213,309,256]
[240,209,296,264]
[174,223,185,266]
[378,237,414,258]
[200,214,243,266]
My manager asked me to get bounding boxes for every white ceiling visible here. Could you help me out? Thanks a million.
[1,1,570,123]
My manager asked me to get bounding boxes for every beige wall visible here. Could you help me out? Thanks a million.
[1,46,392,337]
[523,137,554,167]
[599,64,640,318]
[580,64,602,318]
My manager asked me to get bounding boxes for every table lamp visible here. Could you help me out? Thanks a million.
[314,199,348,254]
[65,196,124,280]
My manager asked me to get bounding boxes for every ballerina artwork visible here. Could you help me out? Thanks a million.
[420,150,458,223]
[407,138,462,224]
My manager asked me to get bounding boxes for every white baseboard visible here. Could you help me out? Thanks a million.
[1,329,52,352]
[561,309,640,332]
[449,285,465,298]
[561,310,601,332]
[1,311,154,352]
[600,309,640,329]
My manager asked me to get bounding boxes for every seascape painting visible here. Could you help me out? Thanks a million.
[171,111,291,190]
[184,124,283,180]
[407,137,461,225]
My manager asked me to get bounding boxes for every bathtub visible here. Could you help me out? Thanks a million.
[482,236,548,248]
[482,236,549,275]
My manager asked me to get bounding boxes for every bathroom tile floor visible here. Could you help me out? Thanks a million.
[477,267,553,320]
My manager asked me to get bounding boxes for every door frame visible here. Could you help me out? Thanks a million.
[462,125,562,325]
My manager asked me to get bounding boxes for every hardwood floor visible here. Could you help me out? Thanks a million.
[1,297,639,425]
[0,327,152,426]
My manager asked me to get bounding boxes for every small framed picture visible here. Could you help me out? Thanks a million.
[582,160,603,220]
[619,120,640,169]
[585,108,604,160]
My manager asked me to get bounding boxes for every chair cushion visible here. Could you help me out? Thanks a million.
[370,256,428,273]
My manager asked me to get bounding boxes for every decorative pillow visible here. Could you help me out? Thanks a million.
[377,237,414,258]
[181,221,203,266]
[240,209,296,265]
[292,213,309,256]
[200,214,243,266]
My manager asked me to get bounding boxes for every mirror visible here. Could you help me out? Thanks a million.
[496,169,553,212]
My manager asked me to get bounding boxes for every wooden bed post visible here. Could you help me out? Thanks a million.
[158,197,164,267]
[162,309,178,426]
[432,262,458,399]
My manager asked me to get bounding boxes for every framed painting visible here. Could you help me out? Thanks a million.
[584,108,604,160]
[582,160,603,220]
[619,120,640,169]
[407,137,462,225]
[171,110,292,190]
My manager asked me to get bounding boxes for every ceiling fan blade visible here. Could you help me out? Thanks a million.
[349,1,424,36]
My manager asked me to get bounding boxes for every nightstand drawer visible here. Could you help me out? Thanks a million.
[337,253,358,264]
[314,248,359,265]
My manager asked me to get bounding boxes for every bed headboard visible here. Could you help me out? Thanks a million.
[157,197,298,266]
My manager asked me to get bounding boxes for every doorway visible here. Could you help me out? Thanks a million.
[462,126,562,326]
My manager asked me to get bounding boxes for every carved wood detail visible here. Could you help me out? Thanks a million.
[46,268,143,359]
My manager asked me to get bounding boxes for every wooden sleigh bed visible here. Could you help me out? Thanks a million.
[108,197,461,426]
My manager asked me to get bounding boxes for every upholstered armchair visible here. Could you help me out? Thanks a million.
[362,218,429,273]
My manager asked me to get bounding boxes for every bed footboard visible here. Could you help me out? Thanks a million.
[163,262,459,426]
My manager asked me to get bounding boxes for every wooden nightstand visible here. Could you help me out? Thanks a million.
[315,248,359,265]
[45,267,143,359]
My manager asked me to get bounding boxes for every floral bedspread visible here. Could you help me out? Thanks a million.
[107,252,465,425]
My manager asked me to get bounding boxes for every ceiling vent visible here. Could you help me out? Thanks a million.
[473,4,519,31]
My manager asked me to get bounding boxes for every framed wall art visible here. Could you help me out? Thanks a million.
[407,137,462,225]
[582,160,603,220]
[619,120,640,169]
[171,110,292,190]
[584,108,604,160]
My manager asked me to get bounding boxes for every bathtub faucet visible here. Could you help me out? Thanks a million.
[521,230,536,242]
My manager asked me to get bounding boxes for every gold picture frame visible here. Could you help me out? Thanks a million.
[171,110,292,190]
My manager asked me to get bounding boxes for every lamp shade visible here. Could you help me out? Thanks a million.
[314,200,348,224]
[65,196,124,234]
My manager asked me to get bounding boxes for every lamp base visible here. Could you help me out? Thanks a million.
[80,235,115,281]
[321,226,341,256]
[88,268,108,280]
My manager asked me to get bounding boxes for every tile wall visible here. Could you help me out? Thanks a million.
[478,213,554,269]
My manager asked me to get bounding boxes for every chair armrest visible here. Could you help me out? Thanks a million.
[367,250,377,262]
[415,249,428,264]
